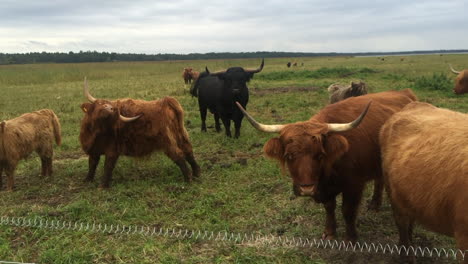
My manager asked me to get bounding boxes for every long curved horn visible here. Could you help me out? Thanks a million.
[244,58,264,73]
[119,113,142,123]
[83,77,97,103]
[235,102,286,133]
[449,64,461,75]
[327,101,372,132]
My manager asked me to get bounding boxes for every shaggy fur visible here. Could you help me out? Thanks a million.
[80,96,200,188]
[380,102,468,263]
[262,89,417,242]
[328,81,368,104]
[0,109,61,191]
[453,70,468,95]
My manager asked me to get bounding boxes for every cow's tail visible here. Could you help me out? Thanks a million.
[163,97,190,142]
[0,121,5,134]
[49,111,62,146]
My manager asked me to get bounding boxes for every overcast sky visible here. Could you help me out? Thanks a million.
[1,0,466,54]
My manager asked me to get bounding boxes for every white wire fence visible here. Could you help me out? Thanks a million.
[0,216,465,262]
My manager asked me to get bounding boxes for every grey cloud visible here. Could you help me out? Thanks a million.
[0,0,466,53]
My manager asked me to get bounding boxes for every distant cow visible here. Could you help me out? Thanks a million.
[287,62,291,68]
[80,78,200,188]
[449,64,468,94]
[190,59,264,138]
[380,102,468,262]
[237,89,417,242]
[328,81,368,104]
[292,62,297,67]
[182,68,195,84]
[0,109,61,190]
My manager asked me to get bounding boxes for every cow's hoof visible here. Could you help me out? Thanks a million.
[321,232,335,241]
[83,177,94,183]
[98,184,111,189]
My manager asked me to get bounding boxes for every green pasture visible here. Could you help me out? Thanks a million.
[0,54,467,263]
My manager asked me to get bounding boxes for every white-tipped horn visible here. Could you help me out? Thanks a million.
[235,102,286,133]
[449,64,461,75]
[83,77,97,103]
[327,101,372,132]
[119,114,142,123]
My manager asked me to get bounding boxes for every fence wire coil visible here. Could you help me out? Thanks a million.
[0,216,465,261]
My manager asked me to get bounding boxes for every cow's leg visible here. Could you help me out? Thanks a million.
[221,116,232,137]
[200,106,208,132]
[341,186,364,243]
[214,113,221,132]
[101,155,119,188]
[40,156,53,177]
[177,131,201,179]
[41,157,47,177]
[185,152,200,179]
[392,206,416,263]
[5,162,17,191]
[84,154,100,182]
[233,114,243,139]
[0,163,4,189]
[322,198,337,240]
[37,145,53,177]
[368,176,383,211]
[165,147,192,182]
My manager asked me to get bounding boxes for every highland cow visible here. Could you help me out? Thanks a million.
[80,78,200,188]
[328,81,368,104]
[449,64,468,95]
[237,89,417,242]
[0,109,61,190]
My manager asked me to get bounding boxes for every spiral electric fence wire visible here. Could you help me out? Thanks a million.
[0,216,465,261]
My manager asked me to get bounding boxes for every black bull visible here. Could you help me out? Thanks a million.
[190,59,264,138]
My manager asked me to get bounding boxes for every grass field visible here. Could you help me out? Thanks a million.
[0,54,467,263]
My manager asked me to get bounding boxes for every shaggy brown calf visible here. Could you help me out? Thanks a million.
[182,68,199,84]
[80,78,200,188]
[182,67,193,84]
[449,64,468,95]
[0,109,61,190]
[237,89,417,242]
[380,102,468,263]
[328,81,368,104]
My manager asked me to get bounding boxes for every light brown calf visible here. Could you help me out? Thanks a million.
[0,109,61,190]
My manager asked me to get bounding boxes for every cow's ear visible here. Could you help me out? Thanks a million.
[264,137,284,161]
[323,134,349,163]
[81,103,94,114]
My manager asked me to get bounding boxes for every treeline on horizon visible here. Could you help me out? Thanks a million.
[0,50,467,65]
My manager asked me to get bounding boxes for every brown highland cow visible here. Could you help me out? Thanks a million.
[0,109,61,190]
[80,78,200,188]
[380,101,468,263]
